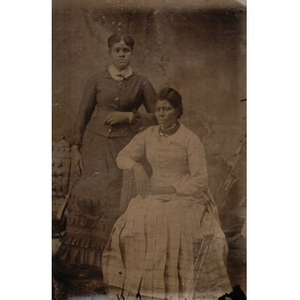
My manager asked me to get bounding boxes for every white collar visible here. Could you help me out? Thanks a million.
[108,64,133,81]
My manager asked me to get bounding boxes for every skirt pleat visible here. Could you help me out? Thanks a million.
[102,194,231,299]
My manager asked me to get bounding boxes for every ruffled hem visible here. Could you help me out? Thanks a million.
[55,214,117,267]
[64,231,107,249]
[55,243,103,268]
[56,192,120,267]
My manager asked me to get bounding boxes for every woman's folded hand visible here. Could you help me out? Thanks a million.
[104,111,133,125]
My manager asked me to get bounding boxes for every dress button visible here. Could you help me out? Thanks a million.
[108,128,112,132]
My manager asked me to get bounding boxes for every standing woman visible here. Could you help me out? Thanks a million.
[54,34,157,276]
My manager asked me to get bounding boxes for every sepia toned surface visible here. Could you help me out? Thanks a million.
[52,0,246,299]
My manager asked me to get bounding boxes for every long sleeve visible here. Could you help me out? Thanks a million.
[116,129,147,171]
[133,78,157,128]
[171,135,208,195]
[69,76,97,146]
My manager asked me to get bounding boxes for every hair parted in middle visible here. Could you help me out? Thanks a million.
[107,34,135,50]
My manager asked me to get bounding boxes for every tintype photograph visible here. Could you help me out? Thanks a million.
[52,0,246,299]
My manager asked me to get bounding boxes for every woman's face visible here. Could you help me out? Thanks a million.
[110,40,132,71]
[155,100,178,129]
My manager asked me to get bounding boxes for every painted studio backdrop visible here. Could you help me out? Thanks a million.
[52,0,246,299]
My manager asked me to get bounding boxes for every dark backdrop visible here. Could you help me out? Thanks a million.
[52,0,246,216]
[52,0,247,290]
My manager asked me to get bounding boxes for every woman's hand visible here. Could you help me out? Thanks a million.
[71,146,83,176]
[132,164,149,198]
[104,112,133,125]
[149,183,176,195]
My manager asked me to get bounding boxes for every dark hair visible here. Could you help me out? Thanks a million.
[158,87,183,118]
[108,34,135,50]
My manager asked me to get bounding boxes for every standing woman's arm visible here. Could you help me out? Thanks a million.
[132,78,157,128]
[69,76,97,175]
[70,76,97,147]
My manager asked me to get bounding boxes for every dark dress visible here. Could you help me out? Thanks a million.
[55,69,157,269]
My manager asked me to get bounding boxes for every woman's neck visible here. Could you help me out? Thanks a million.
[108,65,133,81]
[158,122,180,137]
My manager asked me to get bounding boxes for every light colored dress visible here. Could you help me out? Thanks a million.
[102,124,231,300]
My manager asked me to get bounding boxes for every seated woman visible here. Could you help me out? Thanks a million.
[102,87,231,300]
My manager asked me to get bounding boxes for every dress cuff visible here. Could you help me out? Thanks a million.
[68,133,82,147]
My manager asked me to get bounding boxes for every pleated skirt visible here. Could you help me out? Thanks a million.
[102,194,232,300]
